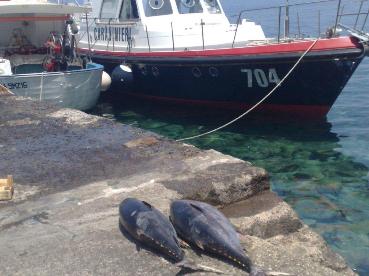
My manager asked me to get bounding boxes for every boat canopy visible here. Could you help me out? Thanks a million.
[0,0,91,15]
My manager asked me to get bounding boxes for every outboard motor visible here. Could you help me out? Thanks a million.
[111,64,134,90]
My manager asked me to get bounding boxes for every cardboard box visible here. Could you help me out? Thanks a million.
[0,175,14,201]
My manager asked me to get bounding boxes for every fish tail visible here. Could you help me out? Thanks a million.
[176,258,225,274]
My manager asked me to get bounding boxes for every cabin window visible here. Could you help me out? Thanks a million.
[119,0,139,20]
[100,0,119,19]
[176,0,203,14]
[202,0,221,14]
[143,0,173,17]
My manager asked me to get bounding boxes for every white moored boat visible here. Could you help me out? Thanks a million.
[0,0,109,111]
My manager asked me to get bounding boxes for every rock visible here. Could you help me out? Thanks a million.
[162,151,269,205]
[240,226,355,275]
[223,191,303,238]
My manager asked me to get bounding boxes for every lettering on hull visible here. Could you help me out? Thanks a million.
[0,82,28,89]
[93,26,132,43]
[241,68,280,88]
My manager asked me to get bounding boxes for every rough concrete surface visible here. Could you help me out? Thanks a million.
[0,95,356,275]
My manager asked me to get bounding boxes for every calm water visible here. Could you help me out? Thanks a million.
[90,1,369,274]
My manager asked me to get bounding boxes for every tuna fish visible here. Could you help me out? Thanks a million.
[170,200,266,275]
[119,198,184,262]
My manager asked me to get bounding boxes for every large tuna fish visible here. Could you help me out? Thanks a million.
[119,198,184,262]
[170,200,266,275]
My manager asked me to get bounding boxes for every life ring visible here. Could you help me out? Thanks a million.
[181,0,195,8]
[148,0,164,10]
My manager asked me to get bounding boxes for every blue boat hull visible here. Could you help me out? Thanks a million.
[89,38,366,117]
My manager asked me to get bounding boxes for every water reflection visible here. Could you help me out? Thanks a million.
[90,93,369,275]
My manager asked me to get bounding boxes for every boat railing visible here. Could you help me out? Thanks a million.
[232,0,369,47]
[47,0,80,6]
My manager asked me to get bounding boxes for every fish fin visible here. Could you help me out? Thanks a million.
[195,240,205,251]
[179,239,190,249]
[142,201,152,209]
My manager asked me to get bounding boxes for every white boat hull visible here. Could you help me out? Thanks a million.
[0,63,103,111]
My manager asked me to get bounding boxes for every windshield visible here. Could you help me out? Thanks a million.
[176,0,203,14]
[201,0,221,14]
[143,0,173,17]
[175,0,221,15]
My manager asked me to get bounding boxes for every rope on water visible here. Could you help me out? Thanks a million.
[176,39,319,142]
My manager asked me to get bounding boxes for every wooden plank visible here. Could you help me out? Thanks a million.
[0,175,14,201]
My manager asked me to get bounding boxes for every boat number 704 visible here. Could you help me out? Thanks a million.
[241,68,280,88]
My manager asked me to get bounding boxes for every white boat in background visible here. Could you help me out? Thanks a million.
[0,0,109,111]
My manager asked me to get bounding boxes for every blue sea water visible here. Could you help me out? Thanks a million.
[90,0,369,274]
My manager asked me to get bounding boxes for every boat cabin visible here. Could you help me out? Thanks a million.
[0,0,90,74]
[80,0,266,52]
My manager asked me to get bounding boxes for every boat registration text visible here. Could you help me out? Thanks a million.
[0,82,28,89]
[241,68,280,88]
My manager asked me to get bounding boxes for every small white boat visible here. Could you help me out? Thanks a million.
[0,0,109,110]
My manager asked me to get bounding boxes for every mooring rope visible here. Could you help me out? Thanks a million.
[176,39,319,142]
[0,83,14,95]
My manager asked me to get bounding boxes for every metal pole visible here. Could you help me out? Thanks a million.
[145,25,151,52]
[338,4,345,22]
[318,10,321,38]
[171,22,175,51]
[361,8,369,31]
[278,6,282,43]
[232,12,242,48]
[284,0,290,38]
[333,0,342,36]
[112,23,115,51]
[297,12,301,38]
[354,1,364,30]
[201,19,205,50]
[106,19,112,50]
[85,13,91,56]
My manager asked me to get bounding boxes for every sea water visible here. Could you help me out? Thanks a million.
[90,0,369,274]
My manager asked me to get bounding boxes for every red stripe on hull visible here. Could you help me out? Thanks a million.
[79,37,361,58]
[122,92,330,118]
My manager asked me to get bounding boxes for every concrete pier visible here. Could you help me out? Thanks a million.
[0,95,355,275]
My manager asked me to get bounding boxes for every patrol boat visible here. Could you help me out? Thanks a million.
[77,0,369,117]
[0,0,109,111]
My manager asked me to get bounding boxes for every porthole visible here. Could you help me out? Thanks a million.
[149,0,164,10]
[152,66,160,77]
[140,66,148,76]
[192,67,202,78]
[209,67,219,78]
